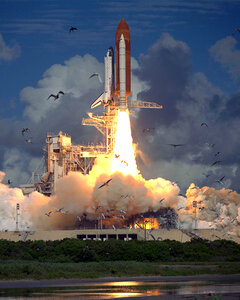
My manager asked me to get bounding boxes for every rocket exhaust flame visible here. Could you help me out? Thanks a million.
[111,110,138,177]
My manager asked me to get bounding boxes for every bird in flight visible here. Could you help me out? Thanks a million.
[95,205,102,212]
[201,122,208,128]
[54,207,64,213]
[216,176,225,185]
[98,178,112,189]
[69,26,77,33]
[206,142,215,148]
[45,211,52,217]
[203,173,211,178]
[47,91,64,101]
[167,144,185,148]
[89,73,102,83]
[21,128,30,136]
[232,28,240,35]
[25,138,33,144]
[178,207,185,211]
[121,160,128,166]
[211,160,222,166]
[115,154,120,158]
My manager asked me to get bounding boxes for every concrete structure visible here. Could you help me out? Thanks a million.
[0,229,239,244]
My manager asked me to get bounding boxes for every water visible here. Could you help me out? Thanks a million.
[1,279,240,299]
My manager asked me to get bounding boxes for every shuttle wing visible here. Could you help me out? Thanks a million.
[91,93,104,109]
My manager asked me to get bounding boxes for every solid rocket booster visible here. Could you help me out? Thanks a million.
[119,34,126,109]
[115,19,131,103]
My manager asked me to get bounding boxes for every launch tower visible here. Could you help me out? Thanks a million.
[20,19,162,196]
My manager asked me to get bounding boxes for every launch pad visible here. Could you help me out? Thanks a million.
[20,19,162,196]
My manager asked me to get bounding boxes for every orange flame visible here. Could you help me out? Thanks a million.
[111,110,138,176]
[132,218,159,229]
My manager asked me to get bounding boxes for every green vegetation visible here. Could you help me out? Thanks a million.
[0,260,240,280]
[0,238,239,279]
[0,238,239,263]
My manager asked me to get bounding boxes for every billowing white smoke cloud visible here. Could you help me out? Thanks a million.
[178,183,240,235]
[0,158,240,236]
[0,172,26,231]
[0,34,21,61]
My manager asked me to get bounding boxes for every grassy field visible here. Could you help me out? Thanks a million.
[0,260,240,280]
[0,238,239,280]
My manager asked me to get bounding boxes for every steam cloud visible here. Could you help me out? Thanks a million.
[0,158,240,237]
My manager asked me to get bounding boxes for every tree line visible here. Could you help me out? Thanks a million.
[0,238,239,263]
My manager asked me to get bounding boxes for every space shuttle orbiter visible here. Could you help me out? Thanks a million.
[91,46,115,109]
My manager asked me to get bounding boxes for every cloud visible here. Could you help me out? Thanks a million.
[209,36,240,80]
[0,34,21,61]
[2,148,40,186]
[134,32,192,126]
[20,54,104,123]
[131,32,240,195]
[102,0,223,15]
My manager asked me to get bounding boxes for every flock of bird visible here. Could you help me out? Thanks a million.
[43,177,147,231]
[45,207,69,217]
[17,26,240,233]
[113,154,129,167]
[163,122,226,188]
[200,122,226,186]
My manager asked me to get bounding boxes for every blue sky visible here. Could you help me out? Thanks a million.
[1,0,240,105]
[1,0,240,192]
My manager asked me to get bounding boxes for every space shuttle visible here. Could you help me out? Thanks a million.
[91,19,130,110]
[90,19,162,112]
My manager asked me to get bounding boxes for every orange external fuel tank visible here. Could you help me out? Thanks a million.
[115,19,131,97]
